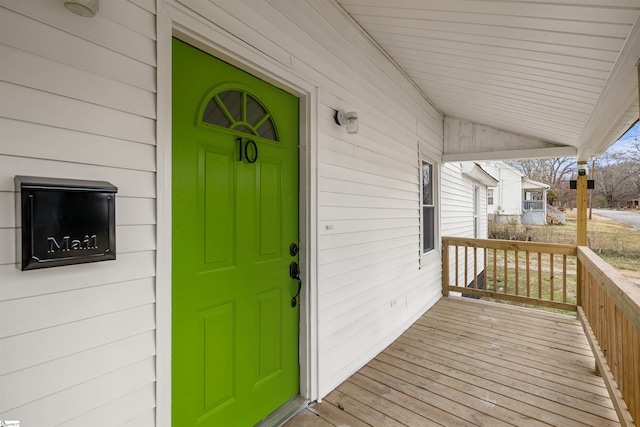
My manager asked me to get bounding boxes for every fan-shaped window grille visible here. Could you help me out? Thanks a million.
[202,89,277,141]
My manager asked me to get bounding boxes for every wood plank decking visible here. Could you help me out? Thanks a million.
[284,297,620,427]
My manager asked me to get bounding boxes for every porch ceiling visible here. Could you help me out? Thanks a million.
[336,0,640,160]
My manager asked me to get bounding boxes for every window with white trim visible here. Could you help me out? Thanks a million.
[487,188,494,205]
[473,185,480,238]
[422,161,435,253]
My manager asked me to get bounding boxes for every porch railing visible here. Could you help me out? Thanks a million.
[441,237,577,311]
[522,200,545,211]
[442,236,639,426]
[578,247,639,426]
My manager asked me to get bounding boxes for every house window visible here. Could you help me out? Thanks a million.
[422,161,435,253]
[473,186,480,238]
[201,89,278,141]
[487,188,494,205]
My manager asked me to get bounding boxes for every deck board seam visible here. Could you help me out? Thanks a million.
[393,337,618,420]
[285,298,622,427]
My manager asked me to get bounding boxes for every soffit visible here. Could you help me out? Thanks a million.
[523,179,550,190]
[336,0,640,158]
[461,162,500,186]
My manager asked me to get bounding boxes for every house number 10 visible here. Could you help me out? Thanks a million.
[237,137,258,163]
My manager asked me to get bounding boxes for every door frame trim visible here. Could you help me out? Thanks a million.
[157,2,319,425]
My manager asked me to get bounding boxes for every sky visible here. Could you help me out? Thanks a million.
[607,121,640,154]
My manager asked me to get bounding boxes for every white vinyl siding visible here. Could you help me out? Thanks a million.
[441,163,489,287]
[482,162,525,216]
[442,164,476,238]
[180,0,444,398]
[1,0,445,421]
[0,0,157,425]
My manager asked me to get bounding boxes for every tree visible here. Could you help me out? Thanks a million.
[594,142,640,208]
[616,137,640,163]
[614,138,640,207]
[506,158,575,188]
[506,157,575,206]
[505,138,640,209]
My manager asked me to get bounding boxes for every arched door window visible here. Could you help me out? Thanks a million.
[200,89,278,141]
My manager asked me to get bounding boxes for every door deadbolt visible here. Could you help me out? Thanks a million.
[290,243,299,257]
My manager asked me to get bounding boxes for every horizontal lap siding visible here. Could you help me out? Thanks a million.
[441,163,488,286]
[0,1,157,425]
[442,164,475,237]
[249,0,443,398]
[317,93,424,395]
[1,0,445,419]
[491,166,524,215]
[195,0,443,398]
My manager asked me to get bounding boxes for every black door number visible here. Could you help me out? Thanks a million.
[237,137,258,163]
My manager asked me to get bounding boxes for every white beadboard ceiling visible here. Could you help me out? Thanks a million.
[336,0,640,159]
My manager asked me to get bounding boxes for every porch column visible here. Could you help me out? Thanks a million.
[543,188,547,224]
[577,161,588,246]
[576,160,588,308]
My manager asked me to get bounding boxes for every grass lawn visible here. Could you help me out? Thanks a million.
[481,248,578,315]
[479,210,639,315]
[489,210,640,285]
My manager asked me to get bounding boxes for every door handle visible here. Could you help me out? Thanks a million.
[289,262,301,308]
[290,261,299,279]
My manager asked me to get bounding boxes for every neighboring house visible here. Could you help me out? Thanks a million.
[442,162,498,289]
[484,161,525,221]
[482,161,561,225]
[0,1,637,426]
[520,178,552,225]
[442,162,498,240]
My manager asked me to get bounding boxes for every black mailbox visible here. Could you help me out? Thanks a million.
[16,176,117,270]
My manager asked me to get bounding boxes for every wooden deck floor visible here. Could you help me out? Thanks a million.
[284,297,620,427]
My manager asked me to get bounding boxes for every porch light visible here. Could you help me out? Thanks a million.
[64,0,99,17]
[334,109,359,134]
[577,160,588,176]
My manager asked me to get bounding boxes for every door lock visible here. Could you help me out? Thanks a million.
[290,243,299,257]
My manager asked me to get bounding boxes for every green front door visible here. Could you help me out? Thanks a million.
[172,39,300,426]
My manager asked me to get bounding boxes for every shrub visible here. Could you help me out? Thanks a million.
[488,219,531,241]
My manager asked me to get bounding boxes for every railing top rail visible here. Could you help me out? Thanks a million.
[578,246,640,333]
[442,236,577,256]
